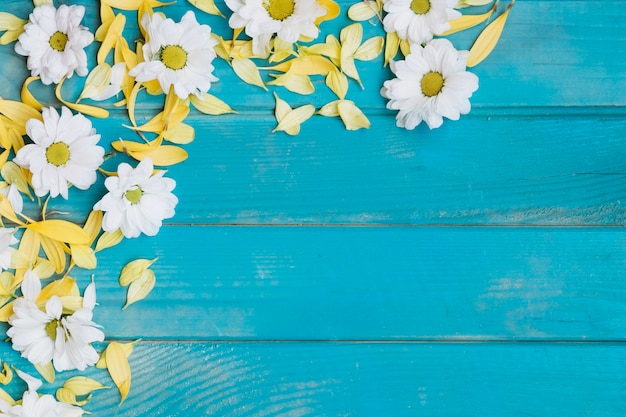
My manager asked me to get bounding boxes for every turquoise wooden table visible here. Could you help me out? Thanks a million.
[1,0,626,415]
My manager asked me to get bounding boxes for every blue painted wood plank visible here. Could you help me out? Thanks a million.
[1,341,624,416]
[65,225,626,341]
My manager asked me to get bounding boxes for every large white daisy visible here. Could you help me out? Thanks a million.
[7,270,104,372]
[381,39,479,129]
[382,0,460,45]
[129,11,218,99]
[226,0,326,56]
[13,106,104,200]
[15,4,94,85]
[93,158,178,238]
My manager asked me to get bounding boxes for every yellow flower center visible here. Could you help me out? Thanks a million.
[421,71,444,97]
[410,0,431,14]
[45,142,70,167]
[125,187,143,204]
[49,31,68,52]
[263,0,296,21]
[160,45,188,70]
[45,319,60,340]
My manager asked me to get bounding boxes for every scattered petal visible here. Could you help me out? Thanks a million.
[123,269,156,310]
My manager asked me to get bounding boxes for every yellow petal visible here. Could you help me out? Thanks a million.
[354,36,383,61]
[0,13,26,31]
[55,80,109,119]
[325,69,348,99]
[123,269,156,310]
[70,245,97,270]
[340,23,363,57]
[0,194,22,225]
[438,5,496,36]
[267,73,315,95]
[128,145,188,166]
[18,228,40,268]
[232,58,267,91]
[32,258,55,279]
[270,38,294,63]
[163,123,195,145]
[273,92,292,122]
[63,376,108,396]
[0,99,42,130]
[28,220,90,244]
[95,229,124,252]
[33,0,54,5]
[187,0,225,17]
[83,210,103,245]
[97,13,126,64]
[34,362,54,384]
[467,2,514,68]
[315,0,340,25]
[273,104,316,135]
[120,258,157,286]
[96,340,139,369]
[95,3,115,42]
[39,235,66,274]
[55,387,78,405]
[399,39,411,57]
[21,77,43,112]
[190,93,236,115]
[317,100,341,117]
[458,0,494,7]
[0,362,12,385]
[263,55,337,76]
[0,28,24,46]
[1,161,31,197]
[337,100,370,130]
[301,35,341,64]
[0,301,13,322]
[79,63,113,101]
[347,2,379,21]
[104,342,132,404]
[39,276,78,301]
[102,0,143,9]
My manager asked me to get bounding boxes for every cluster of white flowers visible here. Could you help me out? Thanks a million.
[380,0,479,129]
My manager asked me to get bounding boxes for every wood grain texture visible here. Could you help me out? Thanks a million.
[70,225,626,341]
[1,341,624,417]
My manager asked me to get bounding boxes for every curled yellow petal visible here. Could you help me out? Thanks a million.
[438,4,496,36]
[97,13,126,64]
[0,362,12,385]
[337,100,370,130]
[95,229,124,252]
[96,340,139,369]
[317,100,341,117]
[354,36,384,61]
[315,0,340,25]
[21,77,43,112]
[232,58,267,90]
[123,269,156,310]
[190,93,236,115]
[55,79,109,119]
[467,1,514,68]
[347,2,380,21]
[188,0,225,17]
[39,276,79,301]
[55,388,78,405]
[83,210,103,245]
[27,220,91,245]
[119,258,157,287]
[104,342,132,404]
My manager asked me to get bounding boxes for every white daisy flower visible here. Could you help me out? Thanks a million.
[7,270,104,372]
[381,39,479,129]
[15,4,94,85]
[0,371,83,417]
[0,228,17,272]
[13,106,104,200]
[129,12,218,100]
[93,158,178,239]
[225,0,326,56]
[382,0,460,45]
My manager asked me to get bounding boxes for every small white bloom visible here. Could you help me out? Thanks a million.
[382,0,460,45]
[0,228,17,272]
[226,0,326,56]
[129,11,218,99]
[381,39,479,129]
[15,4,94,85]
[0,371,83,416]
[14,106,104,200]
[7,270,104,372]
[94,158,178,238]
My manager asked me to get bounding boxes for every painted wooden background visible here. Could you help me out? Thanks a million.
[2,0,626,415]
